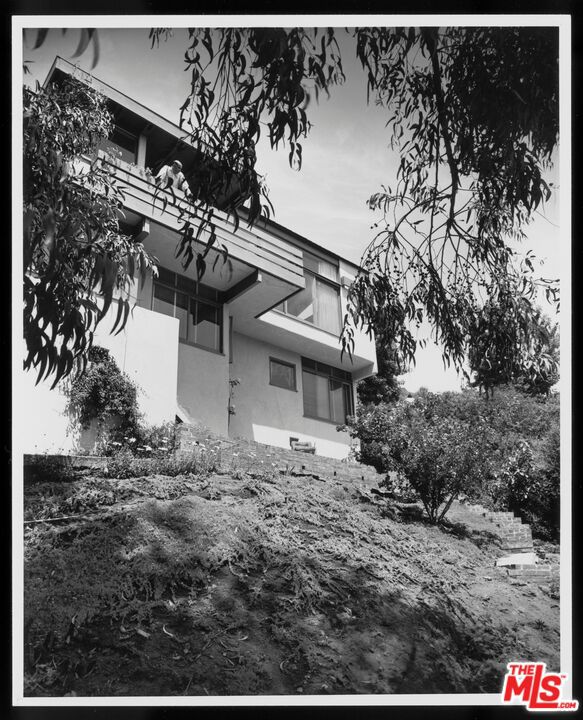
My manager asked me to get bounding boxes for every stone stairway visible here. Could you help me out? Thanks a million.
[464,504,556,582]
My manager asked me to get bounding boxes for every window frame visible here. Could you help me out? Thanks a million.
[301,357,354,424]
[151,268,224,354]
[101,124,139,164]
[269,357,297,392]
[275,251,342,335]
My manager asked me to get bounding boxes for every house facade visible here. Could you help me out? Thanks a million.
[21,58,377,460]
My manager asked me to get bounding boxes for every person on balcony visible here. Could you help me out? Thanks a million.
[155,160,192,198]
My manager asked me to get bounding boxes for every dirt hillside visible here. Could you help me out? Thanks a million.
[23,464,560,697]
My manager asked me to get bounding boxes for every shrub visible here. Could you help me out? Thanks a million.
[349,387,560,534]
[100,421,178,458]
[105,446,220,479]
[376,399,494,523]
[66,346,142,444]
[488,431,560,540]
[381,472,419,503]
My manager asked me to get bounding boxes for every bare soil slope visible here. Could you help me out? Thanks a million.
[23,467,560,697]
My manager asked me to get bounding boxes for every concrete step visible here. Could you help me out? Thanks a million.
[502,542,535,553]
[484,510,515,520]
[467,505,487,514]
[500,527,532,538]
[492,517,523,526]
[507,566,554,581]
[496,552,537,567]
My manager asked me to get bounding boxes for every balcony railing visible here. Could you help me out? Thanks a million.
[98,152,305,289]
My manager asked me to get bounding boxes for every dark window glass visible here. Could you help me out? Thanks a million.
[302,371,331,420]
[153,283,174,316]
[176,273,198,295]
[175,291,188,341]
[270,359,296,390]
[195,302,220,350]
[101,126,138,164]
[157,267,175,285]
[329,379,346,423]
[152,268,222,352]
[301,358,353,423]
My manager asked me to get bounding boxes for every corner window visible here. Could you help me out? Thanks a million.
[269,358,297,391]
[301,358,353,423]
[276,250,341,334]
[152,267,223,352]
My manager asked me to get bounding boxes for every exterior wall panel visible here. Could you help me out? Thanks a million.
[229,332,354,459]
[176,306,230,436]
[19,304,179,453]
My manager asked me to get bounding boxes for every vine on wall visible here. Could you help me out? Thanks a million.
[66,346,142,443]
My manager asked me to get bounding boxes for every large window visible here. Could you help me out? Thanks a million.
[302,358,353,423]
[152,267,223,352]
[276,250,341,334]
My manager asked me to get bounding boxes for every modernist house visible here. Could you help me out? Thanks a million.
[22,57,377,460]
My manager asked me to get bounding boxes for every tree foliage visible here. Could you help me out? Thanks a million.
[341,27,559,383]
[25,26,560,384]
[23,78,156,386]
[150,25,559,383]
[66,346,142,438]
[147,27,346,275]
[348,387,560,534]
[364,393,494,524]
[467,296,560,398]
[357,337,406,406]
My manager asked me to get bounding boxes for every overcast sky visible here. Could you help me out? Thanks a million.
[20,22,564,392]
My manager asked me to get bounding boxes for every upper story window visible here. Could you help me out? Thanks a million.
[275,250,341,334]
[100,126,139,164]
[301,358,353,424]
[152,267,223,352]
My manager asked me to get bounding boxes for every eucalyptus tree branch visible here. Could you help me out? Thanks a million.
[421,28,459,238]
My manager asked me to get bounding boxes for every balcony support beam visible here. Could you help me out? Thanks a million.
[137,132,148,169]
[223,269,262,303]
[135,217,150,243]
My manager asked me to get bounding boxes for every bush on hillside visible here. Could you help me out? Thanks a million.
[488,429,560,541]
[365,396,494,523]
[105,445,220,479]
[349,387,560,534]
[100,421,178,458]
[68,347,183,459]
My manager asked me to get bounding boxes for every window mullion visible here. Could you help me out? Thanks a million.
[192,297,197,345]
[328,375,333,422]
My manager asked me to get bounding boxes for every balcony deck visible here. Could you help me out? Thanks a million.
[100,153,305,290]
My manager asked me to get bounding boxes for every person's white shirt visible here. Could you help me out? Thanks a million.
[155,160,191,196]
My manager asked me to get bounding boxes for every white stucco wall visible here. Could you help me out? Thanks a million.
[94,304,179,426]
[19,368,80,454]
[19,304,179,454]
[228,332,354,459]
[176,340,230,437]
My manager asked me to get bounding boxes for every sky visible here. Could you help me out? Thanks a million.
[19,21,565,393]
